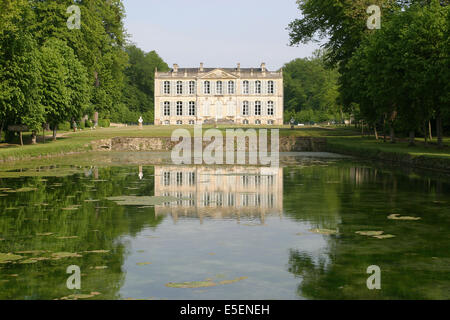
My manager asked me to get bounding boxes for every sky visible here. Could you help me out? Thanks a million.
[122,0,321,71]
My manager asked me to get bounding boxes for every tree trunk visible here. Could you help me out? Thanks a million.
[43,126,46,144]
[383,117,387,143]
[53,126,57,141]
[19,131,23,146]
[374,124,379,140]
[408,130,415,146]
[428,120,433,141]
[31,130,37,145]
[0,122,3,143]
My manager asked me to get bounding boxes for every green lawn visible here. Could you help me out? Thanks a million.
[1,125,449,164]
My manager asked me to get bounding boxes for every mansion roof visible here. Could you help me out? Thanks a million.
[155,63,283,79]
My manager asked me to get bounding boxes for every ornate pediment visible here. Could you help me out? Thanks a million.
[200,68,238,79]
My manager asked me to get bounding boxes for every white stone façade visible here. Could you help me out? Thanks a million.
[154,63,283,125]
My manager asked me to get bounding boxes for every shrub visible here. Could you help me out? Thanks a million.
[98,119,110,128]
[58,121,71,131]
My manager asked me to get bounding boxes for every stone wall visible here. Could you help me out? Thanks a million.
[91,136,327,152]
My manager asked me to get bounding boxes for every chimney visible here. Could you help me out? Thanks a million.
[237,63,241,71]
[199,62,204,72]
[261,62,266,72]
[173,64,179,73]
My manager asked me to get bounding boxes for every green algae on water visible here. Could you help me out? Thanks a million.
[107,195,180,206]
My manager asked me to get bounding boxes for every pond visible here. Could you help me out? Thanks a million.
[0,152,449,300]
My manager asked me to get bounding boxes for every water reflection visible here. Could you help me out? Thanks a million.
[154,166,283,223]
[0,157,449,300]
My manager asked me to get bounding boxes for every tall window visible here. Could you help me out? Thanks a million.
[228,81,235,94]
[255,101,262,116]
[242,101,249,116]
[176,81,183,95]
[164,101,170,116]
[204,81,211,94]
[243,80,249,94]
[189,101,196,116]
[176,101,183,116]
[267,101,274,115]
[189,81,196,94]
[255,81,261,94]
[216,81,223,95]
[268,81,274,94]
[164,81,170,94]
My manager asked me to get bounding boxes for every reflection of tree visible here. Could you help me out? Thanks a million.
[0,166,164,300]
[285,162,450,300]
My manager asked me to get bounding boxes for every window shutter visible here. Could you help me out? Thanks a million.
[273,101,277,116]
[241,81,245,95]
[171,102,175,116]
[171,81,175,96]
[273,81,277,95]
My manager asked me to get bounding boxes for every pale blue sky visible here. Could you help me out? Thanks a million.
[122,0,320,71]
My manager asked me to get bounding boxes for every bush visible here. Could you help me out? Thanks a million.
[58,121,71,131]
[98,119,110,128]
[85,120,93,128]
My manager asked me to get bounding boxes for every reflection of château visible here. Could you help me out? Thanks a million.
[154,166,283,223]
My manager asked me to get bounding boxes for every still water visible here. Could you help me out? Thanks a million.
[0,152,449,300]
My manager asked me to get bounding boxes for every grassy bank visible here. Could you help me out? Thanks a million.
[1,125,449,172]
[326,136,450,172]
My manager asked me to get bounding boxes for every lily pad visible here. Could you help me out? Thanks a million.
[0,253,23,263]
[388,214,421,221]
[107,196,181,206]
[356,231,384,236]
[84,250,109,254]
[218,277,248,285]
[309,228,338,235]
[166,281,217,289]
[51,252,82,259]
[373,234,396,239]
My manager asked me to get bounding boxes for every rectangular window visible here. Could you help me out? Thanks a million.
[189,101,196,116]
[164,81,170,95]
[268,81,274,94]
[267,101,274,116]
[216,81,223,95]
[243,101,249,116]
[255,81,261,94]
[189,81,196,95]
[228,81,235,94]
[176,101,183,116]
[164,102,170,116]
[255,101,262,116]
[204,81,211,94]
[176,81,183,95]
[243,81,249,94]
